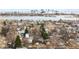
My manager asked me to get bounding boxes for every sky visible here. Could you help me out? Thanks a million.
[0,0,79,9]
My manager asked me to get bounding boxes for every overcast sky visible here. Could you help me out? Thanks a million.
[0,0,79,9]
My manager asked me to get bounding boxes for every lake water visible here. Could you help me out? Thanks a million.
[0,15,79,21]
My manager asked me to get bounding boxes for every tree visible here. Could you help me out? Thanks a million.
[3,21,7,25]
[24,27,28,37]
[15,35,22,48]
[40,24,49,39]
[42,31,49,39]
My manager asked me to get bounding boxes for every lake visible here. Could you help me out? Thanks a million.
[0,15,79,21]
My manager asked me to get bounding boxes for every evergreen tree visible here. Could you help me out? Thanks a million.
[40,24,49,39]
[3,21,6,25]
[24,27,28,37]
[41,31,49,39]
[15,35,22,48]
